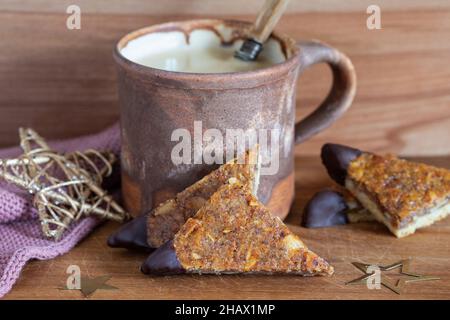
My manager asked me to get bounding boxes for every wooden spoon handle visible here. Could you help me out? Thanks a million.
[250,0,291,43]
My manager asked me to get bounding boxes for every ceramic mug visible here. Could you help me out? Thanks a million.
[114,19,356,219]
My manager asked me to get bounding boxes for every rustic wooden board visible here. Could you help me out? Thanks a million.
[4,156,450,300]
[0,7,449,155]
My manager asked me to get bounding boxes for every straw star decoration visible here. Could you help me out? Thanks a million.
[0,128,130,240]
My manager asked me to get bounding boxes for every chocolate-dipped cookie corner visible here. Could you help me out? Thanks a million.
[141,240,185,275]
[321,143,363,185]
[107,213,152,252]
[302,189,349,228]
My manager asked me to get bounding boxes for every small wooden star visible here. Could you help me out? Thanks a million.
[0,128,129,240]
[346,259,440,294]
[79,276,118,297]
[60,275,118,297]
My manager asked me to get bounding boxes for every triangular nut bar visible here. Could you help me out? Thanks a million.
[321,144,450,237]
[147,149,259,248]
[142,182,334,276]
[346,152,450,237]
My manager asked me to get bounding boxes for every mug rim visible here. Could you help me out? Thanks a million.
[113,19,301,89]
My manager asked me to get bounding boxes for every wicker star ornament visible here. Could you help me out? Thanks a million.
[0,128,129,240]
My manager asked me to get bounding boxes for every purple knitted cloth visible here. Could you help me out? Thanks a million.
[0,123,120,298]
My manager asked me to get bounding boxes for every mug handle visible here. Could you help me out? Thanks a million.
[295,41,357,144]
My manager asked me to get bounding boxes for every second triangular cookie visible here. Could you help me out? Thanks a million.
[142,182,334,276]
[321,144,450,237]
[147,149,259,248]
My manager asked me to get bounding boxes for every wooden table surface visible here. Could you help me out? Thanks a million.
[4,155,449,300]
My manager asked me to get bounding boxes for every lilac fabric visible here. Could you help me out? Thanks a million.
[0,123,121,298]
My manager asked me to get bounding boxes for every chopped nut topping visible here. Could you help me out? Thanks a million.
[348,153,450,225]
[244,259,257,271]
[228,177,238,184]
[185,196,207,211]
[147,149,257,247]
[153,199,176,216]
[182,220,202,237]
[173,183,334,275]
[283,234,304,251]
[192,253,202,260]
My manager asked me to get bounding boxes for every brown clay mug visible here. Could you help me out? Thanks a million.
[114,19,356,219]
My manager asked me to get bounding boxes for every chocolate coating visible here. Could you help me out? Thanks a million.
[141,240,185,275]
[321,143,362,185]
[107,213,151,251]
[302,190,348,228]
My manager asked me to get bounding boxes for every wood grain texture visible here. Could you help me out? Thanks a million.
[4,155,450,300]
[1,7,449,155]
[1,0,449,301]
[2,0,450,14]
[251,0,291,43]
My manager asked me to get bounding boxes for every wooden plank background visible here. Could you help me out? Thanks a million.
[0,0,449,156]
